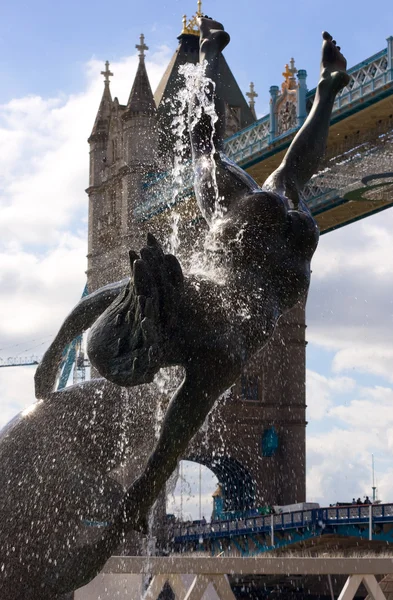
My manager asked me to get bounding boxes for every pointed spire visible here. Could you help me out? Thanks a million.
[123,34,156,119]
[136,34,148,62]
[101,60,113,85]
[282,58,298,91]
[246,82,258,120]
[181,0,203,35]
[89,60,114,141]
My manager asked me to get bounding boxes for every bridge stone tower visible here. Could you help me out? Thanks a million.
[87,9,307,513]
[189,302,306,509]
[86,39,163,554]
[87,36,158,292]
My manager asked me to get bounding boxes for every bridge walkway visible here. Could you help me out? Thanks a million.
[172,503,393,556]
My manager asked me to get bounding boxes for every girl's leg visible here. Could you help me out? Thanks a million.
[264,32,350,209]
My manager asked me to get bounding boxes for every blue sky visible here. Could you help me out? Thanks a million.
[2,0,393,109]
[1,0,393,519]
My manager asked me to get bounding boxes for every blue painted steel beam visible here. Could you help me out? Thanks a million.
[235,82,393,172]
[231,537,248,557]
[57,284,89,390]
[174,503,393,555]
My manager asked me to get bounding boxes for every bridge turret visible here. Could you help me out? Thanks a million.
[122,33,157,166]
[88,61,113,188]
[246,82,258,120]
[387,36,393,79]
[269,85,279,141]
[297,69,308,127]
[121,34,158,249]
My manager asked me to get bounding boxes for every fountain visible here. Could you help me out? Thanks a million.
[0,16,349,599]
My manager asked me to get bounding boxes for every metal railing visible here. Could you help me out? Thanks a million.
[76,556,393,600]
[0,355,41,368]
[224,46,392,165]
[137,45,393,221]
[333,49,390,113]
[173,503,393,542]
[224,114,270,165]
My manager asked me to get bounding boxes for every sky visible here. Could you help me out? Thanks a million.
[1,0,393,521]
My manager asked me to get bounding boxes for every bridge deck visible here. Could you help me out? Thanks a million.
[173,503,393,556]
[140,38,393,234]
[224,39,393,233]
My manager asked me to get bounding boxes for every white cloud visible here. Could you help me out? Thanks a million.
[307,207,393,381]
[0,233,86,350]
[0,366,36,429]
[329,385,393,431]
[0,48,171,247]
[0,47,170,329]
[376,467,393,501]
[1,39,393,520]
[304,203,393,505]
[307,428,376,503]
[307,383,393,504]
[0,49,170,380]
[332,346,393,382]
[306,369,356,420]
[167,461,218,520]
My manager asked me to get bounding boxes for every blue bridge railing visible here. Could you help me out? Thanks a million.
[224,40,393,166]
[136,37,393,224]
[173,503,393,544]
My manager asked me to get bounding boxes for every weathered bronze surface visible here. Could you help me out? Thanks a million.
[0,18,349,598]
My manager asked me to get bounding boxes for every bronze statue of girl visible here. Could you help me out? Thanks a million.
[0,17,349,598]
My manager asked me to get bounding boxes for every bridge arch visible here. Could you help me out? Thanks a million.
[186,453,256,513]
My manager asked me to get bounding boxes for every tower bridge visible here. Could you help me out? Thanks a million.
[172,503,393,557]
[138,35,393,234]
[224,37,393,234]
[6,6,391,546]
[93,24,393,517]
[3,13,391,520]
[3,9,393,600]
[63,13,393,517]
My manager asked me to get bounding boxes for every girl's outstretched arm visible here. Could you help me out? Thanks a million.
[34,279,129,399]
